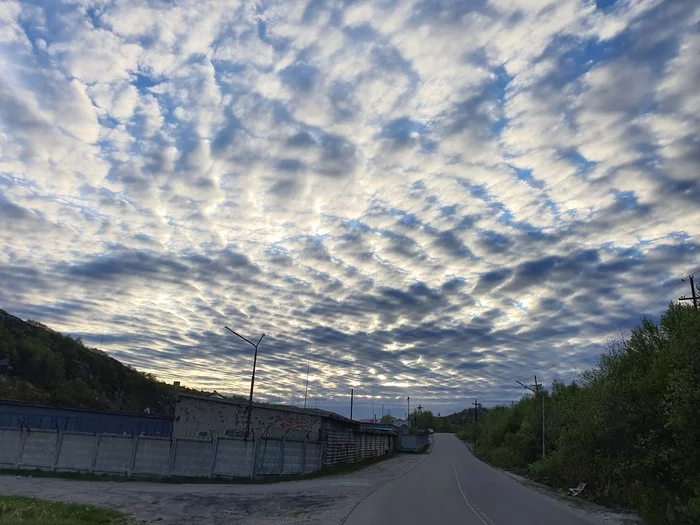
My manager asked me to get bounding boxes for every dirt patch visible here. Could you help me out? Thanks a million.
[0,454,428,525]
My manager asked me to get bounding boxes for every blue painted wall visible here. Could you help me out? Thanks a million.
[0,401,173,437]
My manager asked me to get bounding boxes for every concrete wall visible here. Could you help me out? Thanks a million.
[174,395,323,441]
[19,431,57,468]
[171,439,212,478]
[55,433,95,471]
[256,438,283,476]
[93,435,132,474]
[212,438,254,477]
[0,428,326,480]
[0,428,22,466]
[131,437,171,476]
[304,442,323,473]
[400,434,430,452]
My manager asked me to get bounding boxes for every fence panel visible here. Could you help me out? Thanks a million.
[256,439,282,476]
[282,441,303,475]
[400,434,429,452]
[0,429,22,466]
[131,437,171,476]
[304,442,322,473]
[212,438,254,478]
[55,433,96,471]
[171,439,213,478]
[18,431,56,468]
[0,427,380,479]
[93,435,133,474]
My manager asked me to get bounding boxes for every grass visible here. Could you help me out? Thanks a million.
[0,453,393,485]
[0,496,129,524]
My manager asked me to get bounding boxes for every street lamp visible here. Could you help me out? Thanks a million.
[225,326,265,440]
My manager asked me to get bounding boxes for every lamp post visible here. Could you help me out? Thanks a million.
[225,326,265,440]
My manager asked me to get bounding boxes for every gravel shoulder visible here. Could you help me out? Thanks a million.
[0,454,428,525]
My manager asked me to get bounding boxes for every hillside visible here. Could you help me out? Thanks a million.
[0,309,194,416]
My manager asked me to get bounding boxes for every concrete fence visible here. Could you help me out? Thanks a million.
[0,428,323,480]
[400,434,430,452]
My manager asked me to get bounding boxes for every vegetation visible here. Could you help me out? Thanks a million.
[453,303,700,524]
[0,309,203,415]
[0,496,129,524]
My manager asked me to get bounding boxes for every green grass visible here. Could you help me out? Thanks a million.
[0,496,129,525]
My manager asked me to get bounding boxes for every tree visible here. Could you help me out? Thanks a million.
[380,414,395,424]
[450,303,700,524]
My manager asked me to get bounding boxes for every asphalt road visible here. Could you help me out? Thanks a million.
[344,433,604,525]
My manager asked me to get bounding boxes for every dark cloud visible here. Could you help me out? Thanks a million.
[279,62,320,93]
[432,229,475,258]
[317,133,358,177]
[378,117,435,151]
[477,230,514,253]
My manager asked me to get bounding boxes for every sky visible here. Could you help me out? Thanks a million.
[1,0,699,420]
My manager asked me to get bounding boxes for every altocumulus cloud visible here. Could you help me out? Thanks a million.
[1,0,699,417]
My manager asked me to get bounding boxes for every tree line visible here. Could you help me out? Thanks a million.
[453,303,699,524]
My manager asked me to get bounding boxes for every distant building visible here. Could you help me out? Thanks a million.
[392,418,409,434]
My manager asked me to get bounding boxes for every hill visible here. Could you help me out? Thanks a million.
[0,309,201,416]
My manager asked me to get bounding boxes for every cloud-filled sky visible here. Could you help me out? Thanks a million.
[1,0,699,419]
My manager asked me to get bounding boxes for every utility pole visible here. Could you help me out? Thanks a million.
[407,397,410,426]
[371,384,375,423]
[225,326,265,440]
[350,388,354,420]
[679,275,698,309]
[472,398,479,424]
[516,375,545,457]
[303,363,310,409]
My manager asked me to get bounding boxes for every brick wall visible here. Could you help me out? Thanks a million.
[174,395,324,441]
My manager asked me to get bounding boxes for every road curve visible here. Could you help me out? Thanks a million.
[344,433,604,525]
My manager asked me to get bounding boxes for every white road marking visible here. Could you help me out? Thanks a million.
[452,463,497,525]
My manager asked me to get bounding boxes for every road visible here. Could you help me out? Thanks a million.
[345,433,605,525]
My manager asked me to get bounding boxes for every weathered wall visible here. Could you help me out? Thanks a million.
[93,435,132,473]
[323,430,392,467]
[0,428,324,480]
[174,395,324,441]
[55,433,95,471]
[400,434,430,452]
[0,428,22,466]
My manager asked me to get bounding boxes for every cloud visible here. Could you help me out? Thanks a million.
[1,0,699,416]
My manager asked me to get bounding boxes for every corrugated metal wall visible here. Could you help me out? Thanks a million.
[0,401,173,437]
[322,430,391,466]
